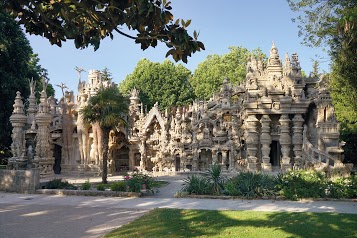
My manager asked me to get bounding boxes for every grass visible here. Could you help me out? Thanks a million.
[105,208,357,238]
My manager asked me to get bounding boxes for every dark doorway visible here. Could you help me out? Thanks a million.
[53,144,62,174]
[217,152,222,164]
[269,141,280,166]
[114,147,130,171]
[175,155,180,171]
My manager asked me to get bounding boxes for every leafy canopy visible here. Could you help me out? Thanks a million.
[81,86,129,130]
[3,0,205,63]
[119,59,195,109]
[190,46,266,99]
[0,9,52,157]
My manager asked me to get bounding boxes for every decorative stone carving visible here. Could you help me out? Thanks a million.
[8,92,27,170]
[10,42,349,176]
[292,114,304,169]
[33,83,55,176]
[279,114,291,172]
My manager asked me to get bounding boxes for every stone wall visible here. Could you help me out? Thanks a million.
[0,169,40,193]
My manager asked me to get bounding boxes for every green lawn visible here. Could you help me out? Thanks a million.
[105,208,357,238]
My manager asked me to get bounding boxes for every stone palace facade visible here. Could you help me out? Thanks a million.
[8,43,351,176]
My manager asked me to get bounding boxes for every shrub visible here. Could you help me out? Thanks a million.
[327,175,357,198]
[81,180,91,190]
[181,174,213,195]
[46,179,77,190]
[96,184,106,191]
[110,181,126,192]
[277,170,327,200]
[125,172,158,193]
[204,164,226,195]
[225,171,277,199]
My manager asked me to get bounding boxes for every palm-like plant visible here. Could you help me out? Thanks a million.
[204,164,226,195]
[81,86,129,183]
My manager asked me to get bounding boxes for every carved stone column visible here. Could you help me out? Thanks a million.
[33,90,54,176]
[279,114,291,172]
[260,115,272,171]
[292,114,304,169]
[212,150,218,165]
[139,137,147,171]
[245,115,259,172]
[128,148,135,170]
[8,92,27,170]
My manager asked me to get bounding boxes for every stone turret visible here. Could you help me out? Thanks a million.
[8,92,27,170]
[33,80,55,176]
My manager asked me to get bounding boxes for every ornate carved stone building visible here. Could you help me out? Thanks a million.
[8,43,351,176]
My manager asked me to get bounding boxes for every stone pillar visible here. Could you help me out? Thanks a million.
[212,150,218,165]
[139,138,147,171]
[292,114,304,169]
[8,92,28,170]
[260,115,272,172]
[279,114,291,173]
[128,149,135,170]
[33,89,54,176]
[246,115,259,172]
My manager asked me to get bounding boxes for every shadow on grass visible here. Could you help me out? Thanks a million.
[106,209,357,238]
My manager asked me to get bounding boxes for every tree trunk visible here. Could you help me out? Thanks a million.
[102,128,110,184]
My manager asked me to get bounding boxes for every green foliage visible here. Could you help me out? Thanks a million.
[46,179,77,190]
[119,59,195,110]
[96,184,106,191]
[3,1,204,63]
[277,170,357,200]
[190,46,266,99]
[327,175,357,198]
[110,181,127,192]
[0,10,53,157]
[277,170,327,200]
[125,172,157,193]
[81,86,129,130]
[204,164,226,195]
[81,180,91,190]
[225,172,278,199]
[181,174,213,195]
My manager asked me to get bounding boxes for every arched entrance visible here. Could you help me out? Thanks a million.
[198,149,212,170]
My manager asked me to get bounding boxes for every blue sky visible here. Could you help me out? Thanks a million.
[26,0,330,99]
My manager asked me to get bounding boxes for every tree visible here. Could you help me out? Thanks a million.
[101,67,113,81]
[3,0,205,63]
[0,9,52,161]
[190,46,266,99]
[81,86,129,183]
[288,0,357,165]
[119,59,195,109]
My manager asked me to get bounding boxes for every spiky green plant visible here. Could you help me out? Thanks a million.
[204,164,226,195]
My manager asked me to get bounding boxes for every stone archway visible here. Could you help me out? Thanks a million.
[198,149,212,170]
